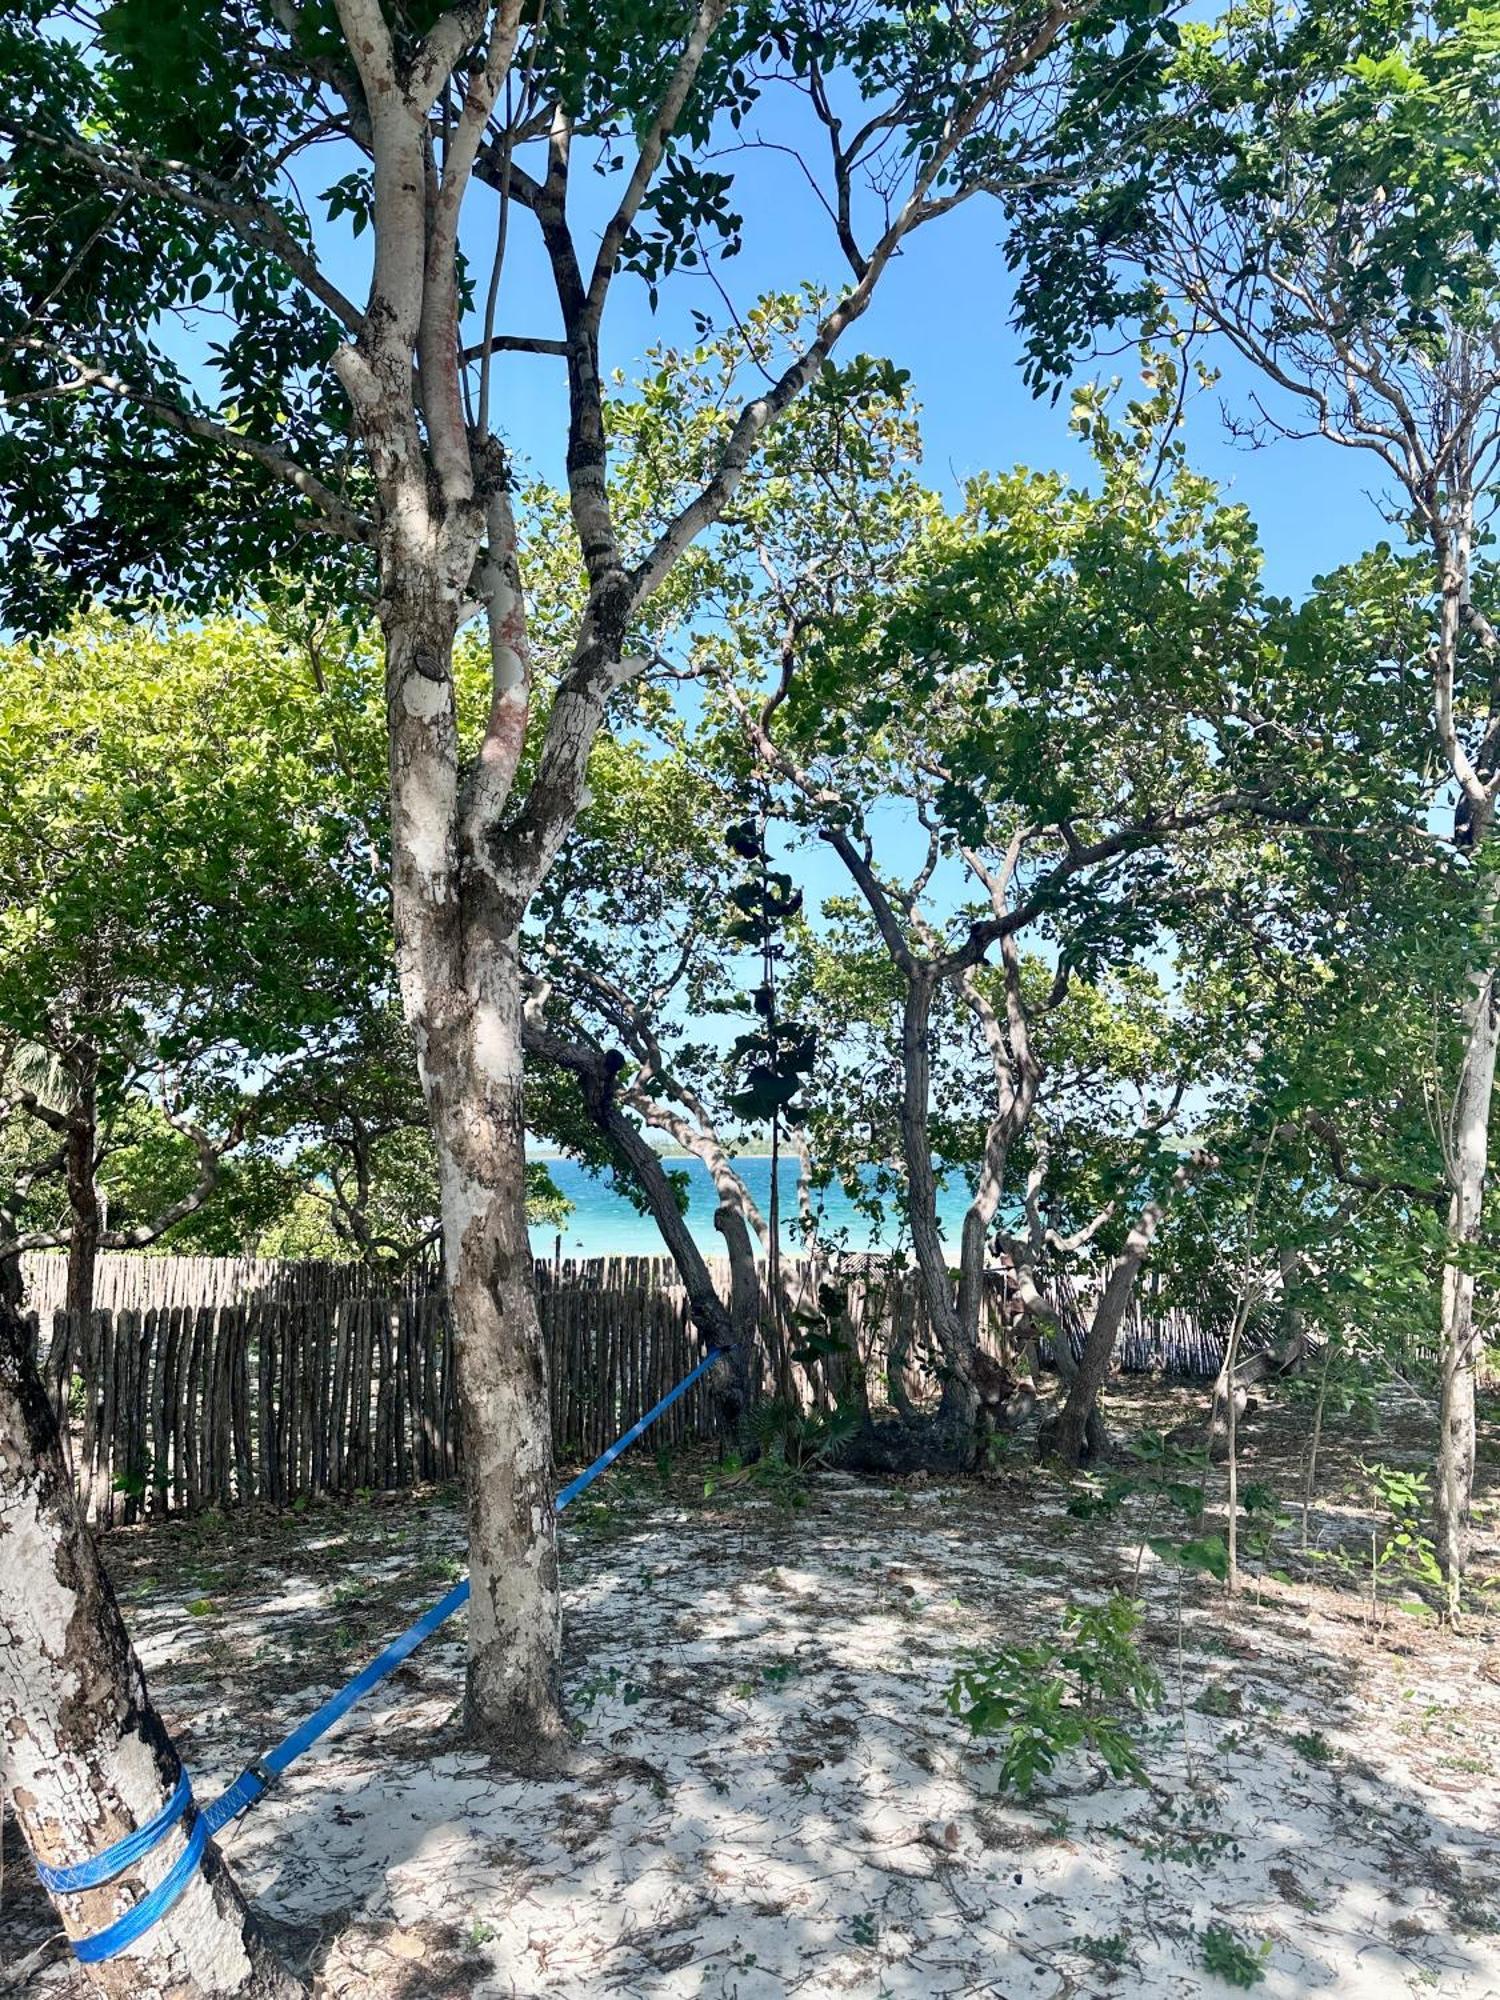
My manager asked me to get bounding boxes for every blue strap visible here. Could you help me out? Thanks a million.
[556,1346,726,1512]
[200,1575,474,1834]
[73,1810,210,1964]
[40,1342,728,1959]
[205,1342,726,1829]
[206,1344,726,1831]
[33,1767,193,1894]
[197,1765,266,1835]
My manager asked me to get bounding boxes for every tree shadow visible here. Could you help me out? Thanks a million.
[5,1385,1496,1998]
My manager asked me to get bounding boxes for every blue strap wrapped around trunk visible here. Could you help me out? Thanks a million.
[31,1767,193,1894]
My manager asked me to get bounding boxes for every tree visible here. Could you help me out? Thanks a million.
[0,614,389,1324]
[522,732,775,1404]
[1006,0,1500,1607]
[2,0,1184,1752]
[711,362,1317,1463]
[0,610,387,1987]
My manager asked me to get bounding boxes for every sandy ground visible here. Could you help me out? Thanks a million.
[4,1383,1498,1999]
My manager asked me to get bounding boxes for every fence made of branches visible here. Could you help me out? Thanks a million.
[21,1251,1227,1523]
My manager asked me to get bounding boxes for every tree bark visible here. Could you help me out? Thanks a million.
[1435,961,1499,1617]
[427,934,565,1758]
[364,572,564,1754]
[894,972,980,1450]
[1429,509,1498,1618]
[1209,1243,1309,1438]
[523,1019,754,1428]
[1040,1213,1160,1467]
[0,1254,299,1996]
[64,1071,101,1325]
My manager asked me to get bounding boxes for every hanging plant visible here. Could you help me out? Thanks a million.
[721,811,818,1131]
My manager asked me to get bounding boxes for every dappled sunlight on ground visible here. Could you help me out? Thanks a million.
[4,1384,1497,1996]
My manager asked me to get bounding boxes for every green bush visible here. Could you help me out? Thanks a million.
[1200,1921,1270,1987]
[945,1593,1162,1796]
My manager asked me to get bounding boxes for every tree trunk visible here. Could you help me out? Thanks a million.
[428,939,565,1759]
[1435,961,1499,1616]
[65,1077,101,1325]
[1041,1217,1159,1468]
[0,1255,299,1996]
[714,1203,762,1422]
[521,1021,752,1428]
[896,974,979,1449]
[1209,1273,1307,1439]
[378,583,566,1755]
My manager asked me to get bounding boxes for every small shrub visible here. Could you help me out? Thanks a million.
[1199,1921,1270,1987]
[1290,1729,1335,1766]
[945,1593,1162,1796]
[1066,1475,1136,1521]
[1077,1932,1130,1966]
[112,1458,152,1502]
[705,1397,862,1512]
[1194,1683,1243,1718]
[1365,1460,1444,1605]
[571,1666,643,1715]
[1150,1531,1229,1580]
[732,1656,802,1699]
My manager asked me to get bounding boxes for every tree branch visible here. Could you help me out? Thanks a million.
[585,0,731,324]
[6,338,373,542]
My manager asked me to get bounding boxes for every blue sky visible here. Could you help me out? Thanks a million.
[299,82,1399,948]
[440,106,1396,930]
[457,120,1390,603]
[296,69,1394,604]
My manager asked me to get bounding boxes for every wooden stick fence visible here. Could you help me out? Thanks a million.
[21,1252,1230,1522]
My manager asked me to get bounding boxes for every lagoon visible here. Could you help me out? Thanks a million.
[529,1153,973,1258]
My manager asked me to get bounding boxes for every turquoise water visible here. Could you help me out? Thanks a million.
[530,1154,974,1257]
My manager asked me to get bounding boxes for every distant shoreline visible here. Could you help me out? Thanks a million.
[531,1147,779,1163]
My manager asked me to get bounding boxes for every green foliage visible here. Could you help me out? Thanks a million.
[1364,1460,1445,1603]
[721,811,818,1133]
[1077,1934,1130,1968]
[1151,1532,1230,1582]
[0,612,387,1067]
[0,0,1176,627]
[1199,1921,1271,1988]
[946,1593,1162,1796]
[733,1656,802,1698]
[525,1163,574,1234]
[571,1665,644,1714]
[1008,0,1500,385]
[0,611,400,1251]
[705,1395,862,1512]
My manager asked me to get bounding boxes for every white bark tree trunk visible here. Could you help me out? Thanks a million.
[433,1036,564,1751]
[0,1264,299,1996]
[1042,1221,1157,1466]
[1041,1158,1204,1468]
[1435,961,1498,1615]
[1429,504,1497,1614]
[379,587,566,1753]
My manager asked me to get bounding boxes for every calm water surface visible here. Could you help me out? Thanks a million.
[529,1154,974,1257]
